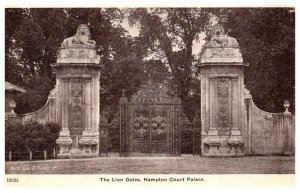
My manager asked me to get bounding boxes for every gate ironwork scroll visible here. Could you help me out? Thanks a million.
[119,81,181,156]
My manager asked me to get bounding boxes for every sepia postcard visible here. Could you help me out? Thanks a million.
[2,0,297,190]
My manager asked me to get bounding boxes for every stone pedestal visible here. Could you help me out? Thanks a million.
[53,45,101,158]
[198,24,246,157]
[203,128,221,157]
[56,129,73,158]
[228,134,244,156]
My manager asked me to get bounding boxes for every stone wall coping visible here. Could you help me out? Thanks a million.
[59,47,96,50]
[197,63,245,67]
[51,63,102,68]
[208,74,239,78]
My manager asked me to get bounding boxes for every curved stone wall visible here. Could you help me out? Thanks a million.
[244,93,295,155]
[11,88,57,125]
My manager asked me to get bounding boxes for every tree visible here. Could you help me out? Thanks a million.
[212,8,295,113]
[127,8,211,120]
[5,9,26,85]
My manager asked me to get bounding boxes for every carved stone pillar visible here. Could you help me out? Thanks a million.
[52,24,101,159]
[198,24,246,157]
[94,73,100,154]
[48,87,57,123]
[79,78,98,157]
[56,79,72,158]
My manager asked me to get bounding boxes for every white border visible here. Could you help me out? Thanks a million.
[1,1,298,193]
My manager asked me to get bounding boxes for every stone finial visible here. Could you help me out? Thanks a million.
[122,89,125,98]
[283,100,292,115]
[61,24,96,48]
[7,100,17,118]
[119,89,128,103]
[9,100,16,114]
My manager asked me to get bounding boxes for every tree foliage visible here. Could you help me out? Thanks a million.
[213,8,295,112]
[127,8,211,120]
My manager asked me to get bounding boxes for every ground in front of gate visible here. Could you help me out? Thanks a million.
[5,155,294,174]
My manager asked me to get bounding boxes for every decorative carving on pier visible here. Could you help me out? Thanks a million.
[217,78,230,133]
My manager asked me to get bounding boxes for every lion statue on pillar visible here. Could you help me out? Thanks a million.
[61,24,96,48]
[207,23,239,47]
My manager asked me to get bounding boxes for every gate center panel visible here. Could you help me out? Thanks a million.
[151,106,171,154]
[130,105,172,154]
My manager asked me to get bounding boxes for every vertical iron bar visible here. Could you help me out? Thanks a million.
[53,148,56,159]
[99,129,102,157]
[125,104,128,156]
[168,105,171,156]
[193,124,195,157]
[106,126,108,157]
[200,121,202,156]
[119,103,122,156]
[179,105,181,156]
[9,150,12,161]
[44,150,47,160]
[29,150,32,161]
[149,105,152,156]
[172,105,174,155]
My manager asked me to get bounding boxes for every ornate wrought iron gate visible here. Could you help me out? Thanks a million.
[119,81,182,156]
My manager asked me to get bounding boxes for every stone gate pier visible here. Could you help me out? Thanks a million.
[198,24,294,157]
[51,24,101,158]
[198,24,247,157]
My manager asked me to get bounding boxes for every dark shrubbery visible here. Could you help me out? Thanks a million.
[5,121,24,152]
[5,120,60,160]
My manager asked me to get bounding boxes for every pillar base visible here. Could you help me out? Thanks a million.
[70,153,98,159]
[57,153,72,159]
[56,137,73,159]
[203,136,221,157]
[228,135,244,157]
[79,134,99,158]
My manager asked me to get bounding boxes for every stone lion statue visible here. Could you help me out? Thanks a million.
[61,24,96,48]
[207,23,239,47]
